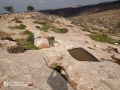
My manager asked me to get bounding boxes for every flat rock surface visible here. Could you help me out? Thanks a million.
[0,49,73,90]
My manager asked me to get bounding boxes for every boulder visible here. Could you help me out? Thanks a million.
[34,38,49,48]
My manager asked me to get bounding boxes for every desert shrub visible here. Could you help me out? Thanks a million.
[39,24,68,33]
[59,28,68,33]
[12,17,22,23]
[7,46,26,53]
[33,20,46,25]
[47,36,55,47]
[23,30,33,36]
[17,30,38,50]
[16,24,26,29]
[16,38,38,50]
[39,25,49,32]
[89,34,117,44]
[35,26,40,29]
[1,36,14,41]
[9,24,26,30]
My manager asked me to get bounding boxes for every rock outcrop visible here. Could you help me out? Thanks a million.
[42,47,120,90]
[0,49,73,90]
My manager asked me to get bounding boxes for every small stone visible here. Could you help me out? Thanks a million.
[117,48,120,54]
[28,82,34,86]
[111,54,120,61]
[114,43,119,45]
[54,42,60,47]
[94,44,100,48]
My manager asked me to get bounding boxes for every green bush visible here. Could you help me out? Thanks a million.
[7,46,26,53]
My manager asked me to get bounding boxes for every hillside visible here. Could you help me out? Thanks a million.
[0,7,120,90]
[41,1,120,37]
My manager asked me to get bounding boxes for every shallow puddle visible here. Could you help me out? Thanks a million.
[68,48,99,62]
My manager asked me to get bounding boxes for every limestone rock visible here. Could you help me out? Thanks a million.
[42,47,120,90]
[111,53,120,61]
[0,40,17,48]
[34,38,49,48]
[34,31,47,39]
[54,42,60,47]
[0,50,73,90]
[34,30,41,39]
[94,44,100,48]
[117,48,120,54]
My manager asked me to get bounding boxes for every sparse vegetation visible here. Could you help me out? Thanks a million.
[12,17,22,23]
[47,36,55,47]
[37,24,68,33]
[33,20,46,25]
[9,24,26,30]
[16,38,38,50]
[23,30,33,36]
[17,31,38,50]
[89,34,117,44]
[7,46,26,53]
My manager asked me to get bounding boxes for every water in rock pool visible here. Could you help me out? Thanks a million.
[68,48,99,62]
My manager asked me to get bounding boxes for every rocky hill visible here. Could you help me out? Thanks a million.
[0,9,120,90]
[41,1,120,37]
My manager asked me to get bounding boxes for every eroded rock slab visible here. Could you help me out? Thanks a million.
[42,47,120,90]
[0,49,73,90]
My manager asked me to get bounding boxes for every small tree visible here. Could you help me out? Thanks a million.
[27,5,35,12]
[4,6,14,13]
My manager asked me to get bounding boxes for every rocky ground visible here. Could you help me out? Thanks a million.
[0,12,120,90]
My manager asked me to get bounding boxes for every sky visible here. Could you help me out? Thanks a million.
[0,0,116,13]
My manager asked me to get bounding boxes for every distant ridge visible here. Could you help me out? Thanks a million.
[40,1,120,17]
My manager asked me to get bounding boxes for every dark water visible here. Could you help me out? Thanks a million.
[68,48,99,62]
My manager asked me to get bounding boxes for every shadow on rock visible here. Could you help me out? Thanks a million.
[47,70,68,90]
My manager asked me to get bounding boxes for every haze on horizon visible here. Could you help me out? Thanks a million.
[0,0,116,13]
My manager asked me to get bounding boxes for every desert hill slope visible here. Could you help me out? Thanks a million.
[41,1,120,36]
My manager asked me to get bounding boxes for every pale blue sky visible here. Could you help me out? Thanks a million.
[0,0,116,13]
